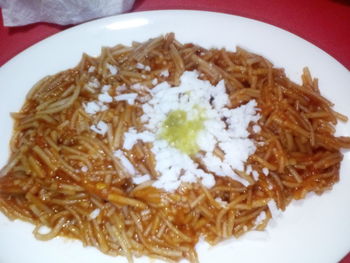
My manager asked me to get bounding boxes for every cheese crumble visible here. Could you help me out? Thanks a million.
[106,63,118,75]
[113,150,136,175]
[124,70,261,191]
[262,167,269,176]
[90,121,108,135]
[132,174,151,185]
[114,93,138,105]
[89,208,100,220]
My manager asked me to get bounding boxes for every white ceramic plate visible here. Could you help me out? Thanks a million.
[0,10,349,263]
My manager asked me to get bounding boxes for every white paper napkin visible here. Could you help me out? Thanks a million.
[0,0,135,26]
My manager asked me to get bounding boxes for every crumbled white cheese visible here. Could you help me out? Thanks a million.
[125,71,261,191]
[106,63,118,75]
[201,152,249,186]
[223,100,260,138]
[151,139,215,191]
[84,101,103,115]
[253,125,261,133]
[140,209,151,217]
[117,85,127,92]
[246,165,252,175]
[132,174,151,184]
[113,150,136,175]
[89,208,100,220]
[84,82,112,115]
[81,166,88,173]
[86,78,100,89]
[160,70,169,77]
[137,94,151,104]
[262,167,269,176]
[98,102,108,111]
[114,93,138,105]
[257,141,265,147]
[98,92,113,103]
[196,130,216,152]
[90,121,108,135]
[254,211,266,226]
[101,85,111,92]
[136,63,145,70]
[131,83,143,90]
[151,78,158,86]
[131,83,150,94]
[123,128,155,150]
[136,63,151,71]
[88,66,96,73]
[252,170,259,181]
[215,197,228,207]
[267,199,282,218]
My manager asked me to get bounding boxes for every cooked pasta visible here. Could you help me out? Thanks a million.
[0,33,349,262]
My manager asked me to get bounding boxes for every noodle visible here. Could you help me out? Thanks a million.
[0,33,349,262]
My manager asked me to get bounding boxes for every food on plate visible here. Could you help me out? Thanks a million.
[0,33,349,262]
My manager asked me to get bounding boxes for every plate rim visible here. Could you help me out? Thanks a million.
[0,9,349,263]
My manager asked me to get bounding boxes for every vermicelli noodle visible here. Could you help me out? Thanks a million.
[0,33,349,262]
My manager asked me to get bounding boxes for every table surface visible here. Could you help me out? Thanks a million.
[0,0,349,262]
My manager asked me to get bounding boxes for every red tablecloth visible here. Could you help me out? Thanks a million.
[1,0,350,70]
[0,0,349,262]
